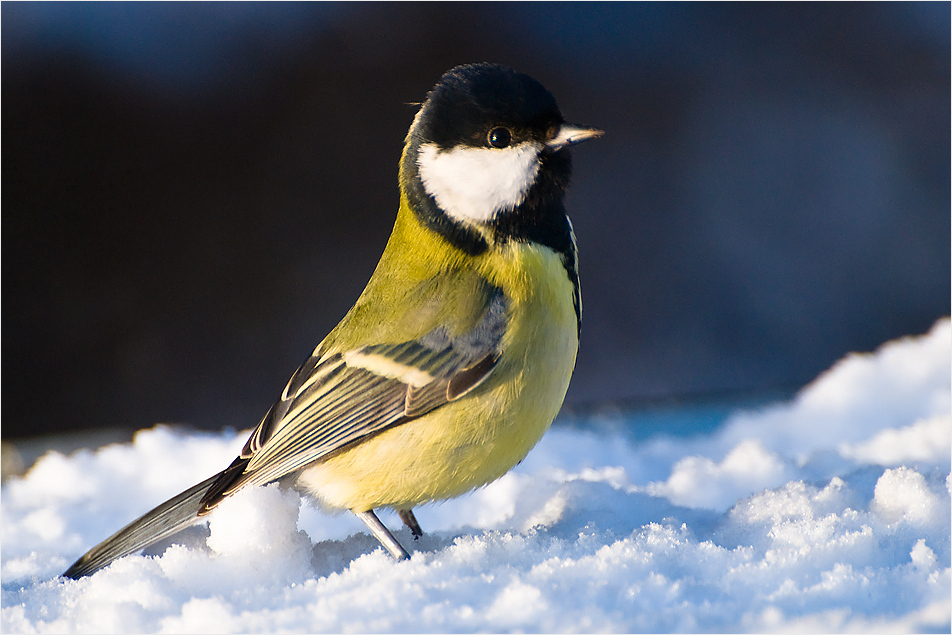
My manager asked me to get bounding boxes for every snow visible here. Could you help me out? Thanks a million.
[2,318,949,633]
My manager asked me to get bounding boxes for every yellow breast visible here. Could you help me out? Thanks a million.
[296,240,579,512]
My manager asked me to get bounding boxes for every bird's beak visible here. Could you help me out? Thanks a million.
[546,124,604,152]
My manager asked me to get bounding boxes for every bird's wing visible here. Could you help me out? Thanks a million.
[64,269,507,578]
[198,272,508,511]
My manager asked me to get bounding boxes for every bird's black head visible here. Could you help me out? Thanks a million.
[400,63,601,258]
[415,63,565,152]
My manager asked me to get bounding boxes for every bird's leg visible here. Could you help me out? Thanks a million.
[353,509,410,560]
[398,509,423,539]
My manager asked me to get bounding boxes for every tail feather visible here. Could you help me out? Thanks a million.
[62,471,224,579]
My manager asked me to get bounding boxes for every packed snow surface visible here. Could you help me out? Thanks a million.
[2,319,950,633]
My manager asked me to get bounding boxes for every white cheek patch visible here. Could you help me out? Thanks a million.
[417,141,541,224]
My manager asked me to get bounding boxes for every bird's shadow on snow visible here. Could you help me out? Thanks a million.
[307,528,458,577]
[519,478,725,544]
[303,479,728,578]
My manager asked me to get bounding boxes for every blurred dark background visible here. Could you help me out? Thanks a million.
[3,2,949,440]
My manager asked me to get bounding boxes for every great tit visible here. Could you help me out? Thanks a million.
[63,62,601,578]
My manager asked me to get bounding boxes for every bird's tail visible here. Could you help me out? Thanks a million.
[62,471,224,579]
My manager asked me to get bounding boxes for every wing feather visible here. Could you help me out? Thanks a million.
[198,276,508,512]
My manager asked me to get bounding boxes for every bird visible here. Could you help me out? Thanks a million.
[63,62,601,579]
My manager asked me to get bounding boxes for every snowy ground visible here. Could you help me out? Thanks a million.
[2,319,950,633]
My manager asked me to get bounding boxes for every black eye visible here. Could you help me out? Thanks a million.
[488,127,512,148]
